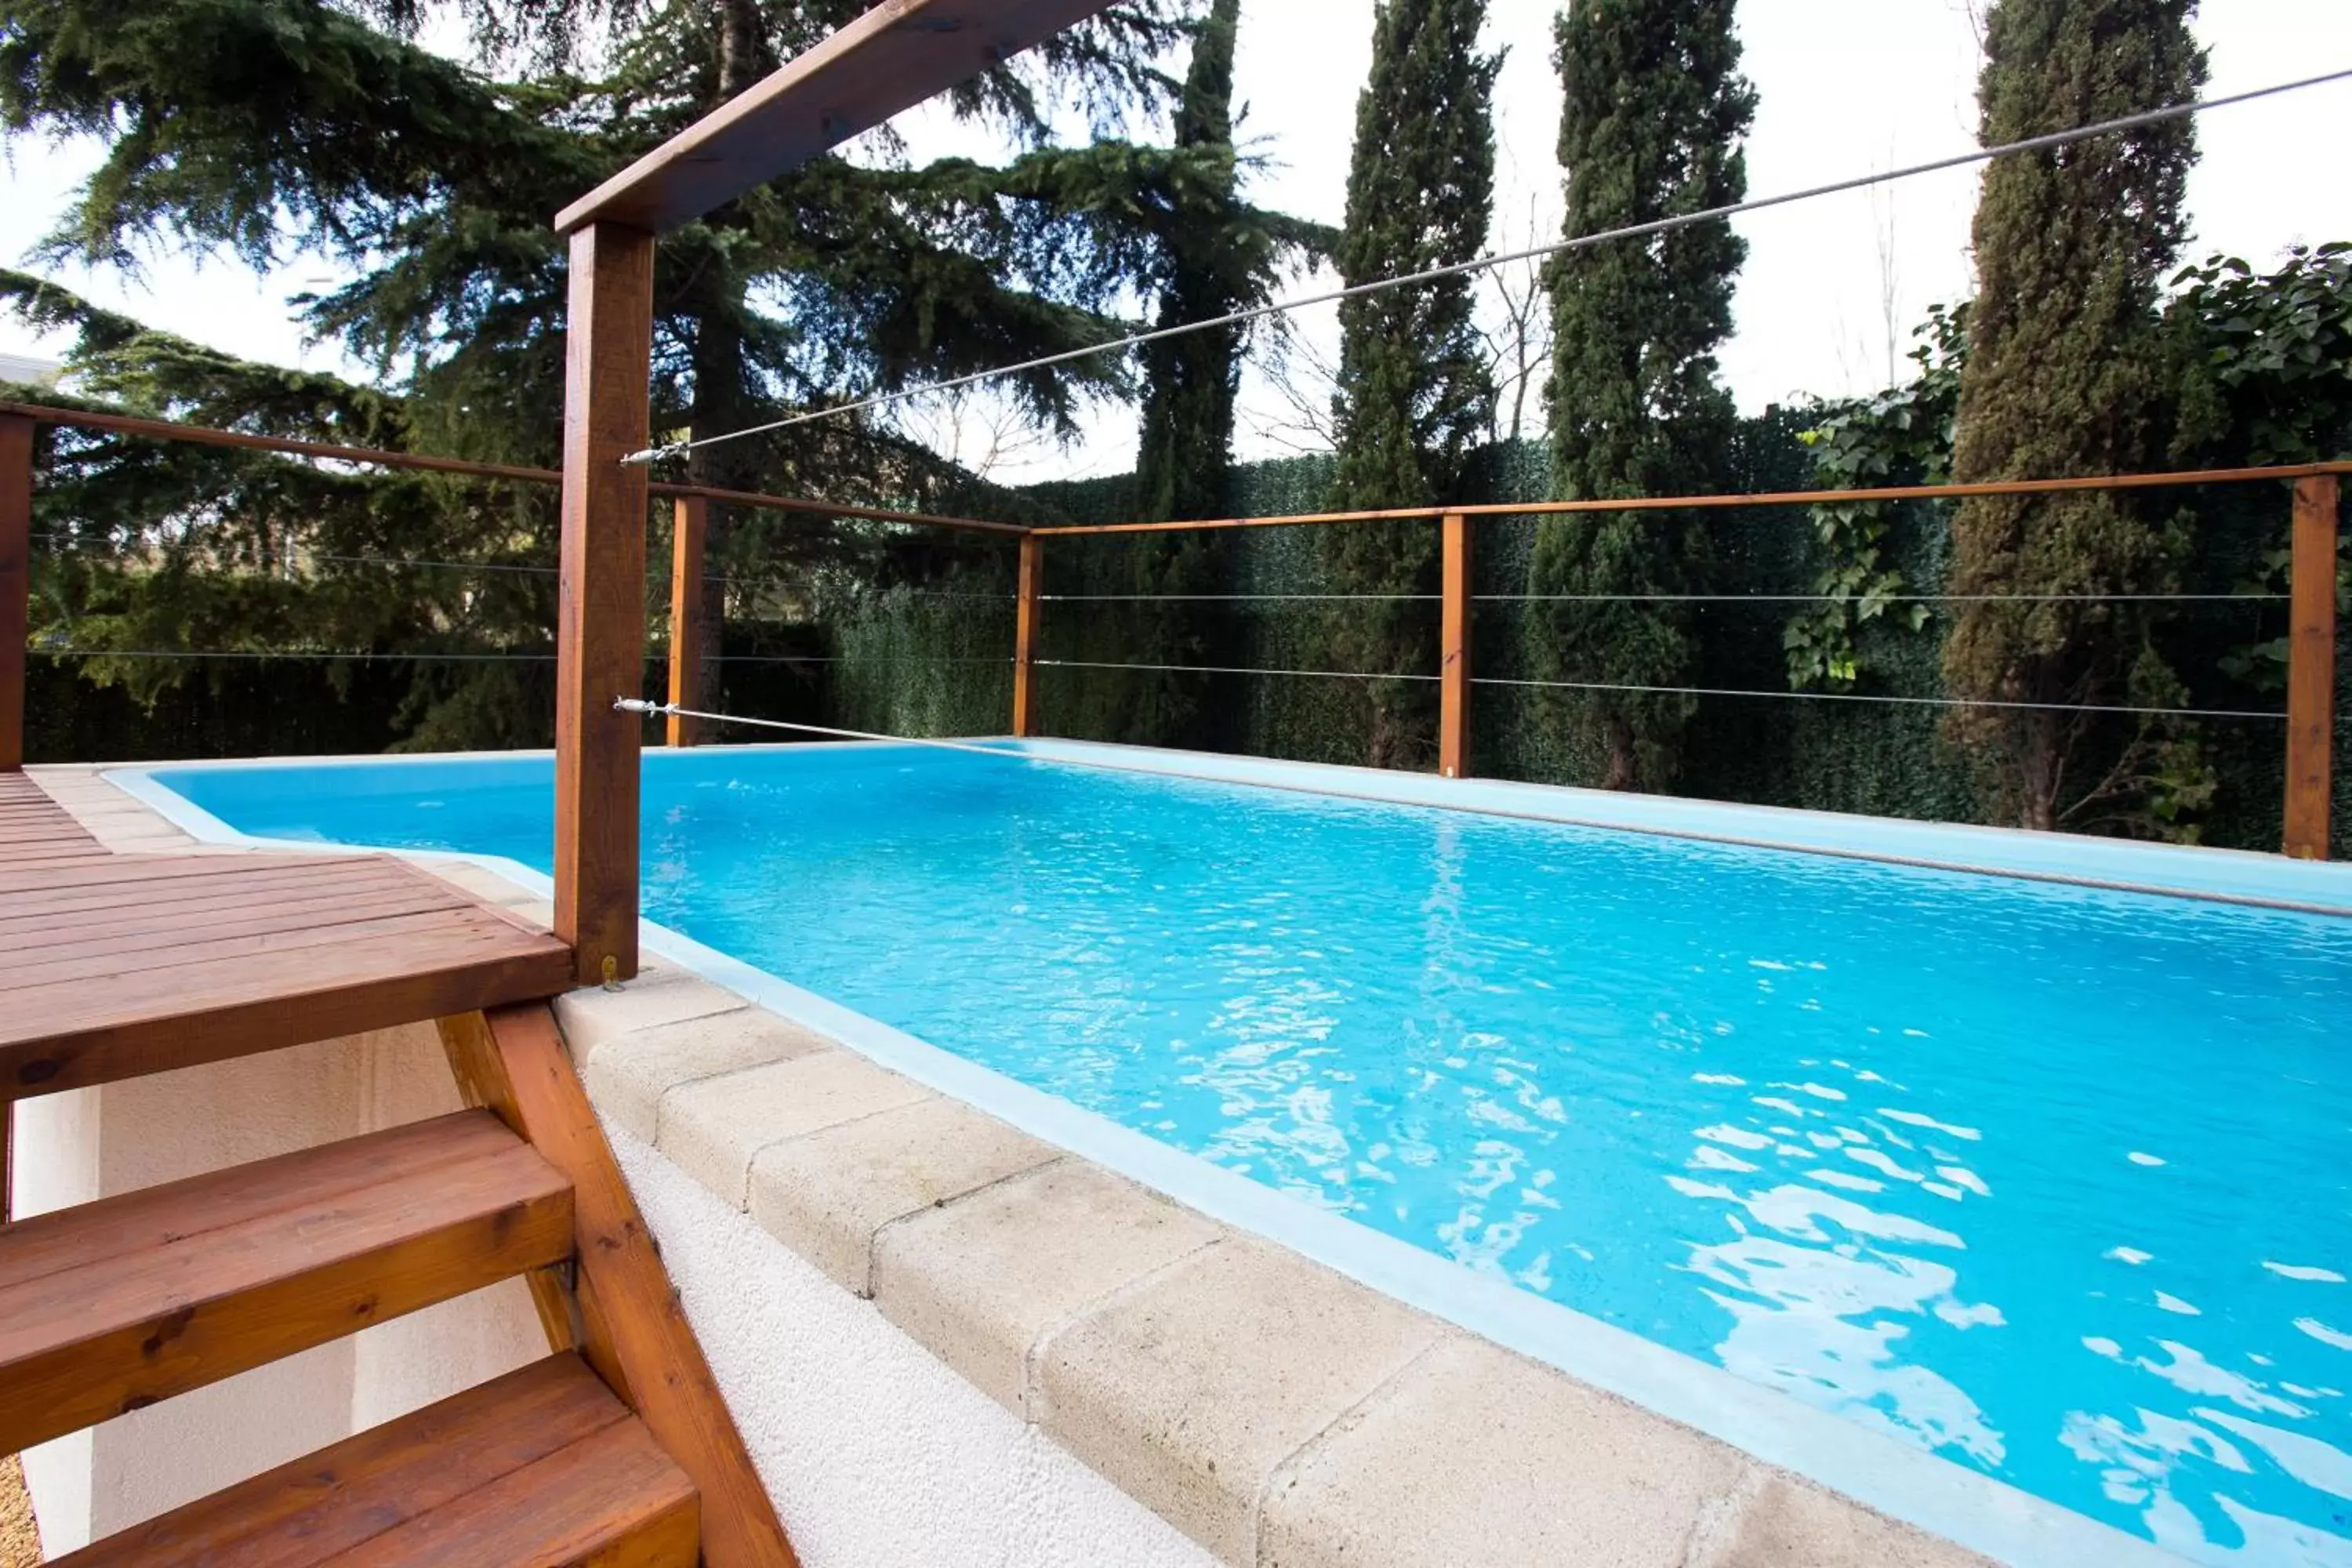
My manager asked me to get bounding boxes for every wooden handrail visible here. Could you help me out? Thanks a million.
[1033,459,2352,536]
[0,400,1024,535]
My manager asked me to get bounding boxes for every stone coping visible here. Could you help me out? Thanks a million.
[554,955,1998,1567]
[39,762,1997,1567]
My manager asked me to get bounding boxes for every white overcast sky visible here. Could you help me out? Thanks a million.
[2,1,2348,485]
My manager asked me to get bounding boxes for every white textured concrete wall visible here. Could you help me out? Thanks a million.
[9,1018,1209,1568]
[14,1025,546,1552]
[609,1125,1218,1568]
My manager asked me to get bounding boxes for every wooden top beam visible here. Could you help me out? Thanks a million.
[554,0,1120,235]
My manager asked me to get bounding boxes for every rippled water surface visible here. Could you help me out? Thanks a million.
[164,747,2352,1565]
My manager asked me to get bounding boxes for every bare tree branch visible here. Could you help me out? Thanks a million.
[1243,309,1343,455]
[891,384,1057,481]
[1475,192,1555,445]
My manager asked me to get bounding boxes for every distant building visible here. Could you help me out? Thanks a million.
[0,352,64,389]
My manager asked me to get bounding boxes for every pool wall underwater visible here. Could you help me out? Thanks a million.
[116,739,2352,1568]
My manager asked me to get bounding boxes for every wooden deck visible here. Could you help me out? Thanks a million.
[0,775,576,1102]
[0,775,794,1566]
[0,771,103,864]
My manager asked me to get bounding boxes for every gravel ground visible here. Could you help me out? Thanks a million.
[0,1455,38,1566]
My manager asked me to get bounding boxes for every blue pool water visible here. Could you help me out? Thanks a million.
[153,746,2352,1565]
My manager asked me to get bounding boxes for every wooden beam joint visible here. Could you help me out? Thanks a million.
[555,0,1127,234]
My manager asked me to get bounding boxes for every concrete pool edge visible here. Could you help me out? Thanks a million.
[100,751,2227,1568]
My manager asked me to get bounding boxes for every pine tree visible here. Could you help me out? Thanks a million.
[1526,0,1754,792]
[0,0,1316,741]
[1111,0,1313,745]
[1319,0,1497,768]
[1134,0,1249,526]
[1943,0,2208,832]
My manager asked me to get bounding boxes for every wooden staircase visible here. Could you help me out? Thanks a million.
[1,1003,798,1568]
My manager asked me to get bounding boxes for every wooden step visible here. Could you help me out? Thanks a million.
[54,1352,698,1567]
[0,1110,573,1457]
[0,853,576,1102]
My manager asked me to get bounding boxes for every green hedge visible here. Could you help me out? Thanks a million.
[1011,419,2346,858]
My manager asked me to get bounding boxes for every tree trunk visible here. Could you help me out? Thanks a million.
[2020,710,2061,831]
[1602,716,1635,792]
[684,0,770,717]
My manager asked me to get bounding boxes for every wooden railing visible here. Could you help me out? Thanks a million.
[1014,464,2349,861]
[0,397,1005,759]
[5,410,2343,991]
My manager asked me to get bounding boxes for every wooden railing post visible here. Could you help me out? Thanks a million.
[1439,510,1471,779]
[1,413,31,772]
[2286,475,2339,860]
[1012,532,1041,738]
[556,220,656,985]
[667,495,707,748]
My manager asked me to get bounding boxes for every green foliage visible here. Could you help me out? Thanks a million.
[2,0,1339,749]
[1943,0,2209,836]
[1113,0,1327,747]
[2168,245,2352,699]
[9,274,571,733]
[1328,0,1497,510]
[1319,0,1497,767]
[1524,0,1754,790]
[0,0,1239,489]
[2169,242,2352,466]
[1783,303,1962,690]
[1134,0,1248,525]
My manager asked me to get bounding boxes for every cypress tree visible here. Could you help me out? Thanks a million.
[1943,0,2207,832]
[1320,0,1497,768]
[1120,0,1244,745]
[1526,0,1754,792]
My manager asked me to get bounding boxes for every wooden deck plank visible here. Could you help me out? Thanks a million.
[0,852,378,896]
[51,1354,635,1567]
[0,1112,531,1288]
[0,805,573,1098]
[0,775,103,861]
[3,935,579,1098]
[10,905,498,989]
[0,861,419,920]
[0,864,441,928]
[2,842,115,865]
[0,1110,574,1457]
[10,909,554,1026]
[0,880,472,956]
[329,1413,698,1568]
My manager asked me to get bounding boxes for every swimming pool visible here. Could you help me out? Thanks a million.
[136,742,2352,1567]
